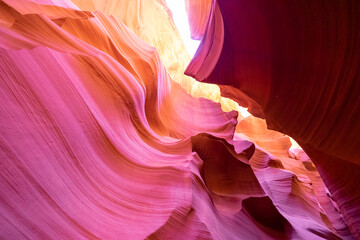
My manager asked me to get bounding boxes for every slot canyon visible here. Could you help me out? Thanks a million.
[0,0,359,239]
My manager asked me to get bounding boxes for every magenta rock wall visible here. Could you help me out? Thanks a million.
[0,0,358,239]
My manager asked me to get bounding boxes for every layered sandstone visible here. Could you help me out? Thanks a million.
[0,0,355,239]
[186,0,360,238]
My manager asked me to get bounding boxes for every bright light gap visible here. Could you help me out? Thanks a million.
[165,0,200,57]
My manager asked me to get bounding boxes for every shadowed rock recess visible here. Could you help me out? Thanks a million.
[0,0,358,239]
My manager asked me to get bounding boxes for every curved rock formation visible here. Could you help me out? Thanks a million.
[0,0,355,239]
[185,0,211,40]
[186,0,360,238]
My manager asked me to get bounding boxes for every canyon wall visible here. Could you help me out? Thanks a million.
[186,0,360,238]
[0,0,357,239]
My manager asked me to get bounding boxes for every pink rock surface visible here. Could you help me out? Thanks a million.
[185,0,211,40]
[0,0,354,239]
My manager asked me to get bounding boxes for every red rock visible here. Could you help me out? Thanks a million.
[186,0,360,238]
[0,0,355,239]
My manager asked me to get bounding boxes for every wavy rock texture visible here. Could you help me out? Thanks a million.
[0,0,354,239]
[70,0,247,116]
[186,0,360,238]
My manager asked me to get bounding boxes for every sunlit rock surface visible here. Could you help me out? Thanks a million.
[185,0,211,40]
[0,0,355,239]
[186,0,360,238]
